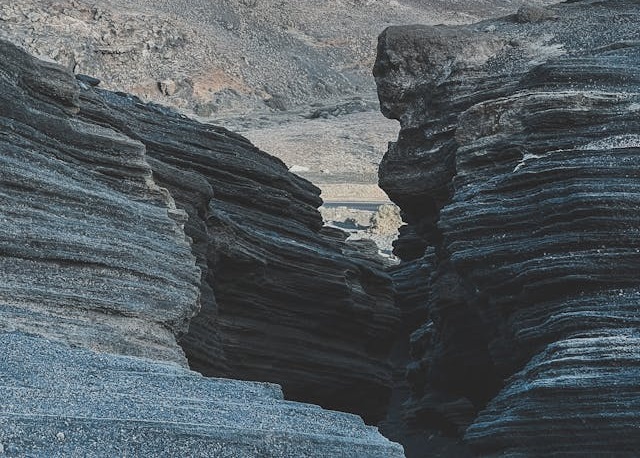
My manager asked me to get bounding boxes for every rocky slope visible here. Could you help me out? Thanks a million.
[374,1,640,456]
[0,37,403,455]
[0,0,553,114]
[0,0,554,203]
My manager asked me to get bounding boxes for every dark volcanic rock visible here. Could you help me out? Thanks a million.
[0,333,405,458]
[0,39,201,365]
[375,1,640,456]
[73,47,400,423]
[0,38,404,456]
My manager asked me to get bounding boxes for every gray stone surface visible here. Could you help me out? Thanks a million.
[0,39,200,365]
[0,332,404,457]
[374,0,640,456]
[0,37,404,455]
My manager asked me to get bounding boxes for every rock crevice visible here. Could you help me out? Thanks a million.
[76,77,400,423]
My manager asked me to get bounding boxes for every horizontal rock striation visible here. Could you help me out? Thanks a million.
[1,29,400,438]
[0,332,404,457]
[375,1,640,455]
[0,38,404,455]
[0,39,200,365]
[76,78,400,423]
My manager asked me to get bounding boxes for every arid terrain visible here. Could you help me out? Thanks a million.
[0,0,552,253]
[0,0,552,202]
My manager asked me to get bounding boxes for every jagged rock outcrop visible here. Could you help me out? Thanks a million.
[374,1,640,456]
[0,36,403,455]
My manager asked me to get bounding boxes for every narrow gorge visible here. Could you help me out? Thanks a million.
[1,0,639,456]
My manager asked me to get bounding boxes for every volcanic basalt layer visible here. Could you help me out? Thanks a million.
[374,1,640,456]
[0,39,201,365]
[78,76,400,425]
[0,38,403,456]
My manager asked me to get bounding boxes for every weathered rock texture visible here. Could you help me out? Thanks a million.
[0,39,200,365]
[374,1,640,456]
[0,36,402,456]
[0,333,404,457]
[76,77,400,424]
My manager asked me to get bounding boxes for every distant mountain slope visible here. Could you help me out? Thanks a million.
[0,0,552,202]
[0,0,552,115]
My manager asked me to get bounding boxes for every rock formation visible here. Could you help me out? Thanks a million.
[374,1,640,456]
[0,38,403,456]
[0,0,556,206]
[77,75,400,425]
[0,333,403,457]
[0,39,201,365]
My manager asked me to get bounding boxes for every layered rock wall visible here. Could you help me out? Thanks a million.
[375,1,640,455]
[0,39,200,365]
[0,37,404,456]
[77,79,400,423]
[1,29,400,437]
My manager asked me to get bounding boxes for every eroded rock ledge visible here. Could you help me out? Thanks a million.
[375,1,640,456]
[0,39,200,365]
[0,38,402,456]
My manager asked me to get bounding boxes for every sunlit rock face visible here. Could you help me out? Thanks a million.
[375,1,640,455]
